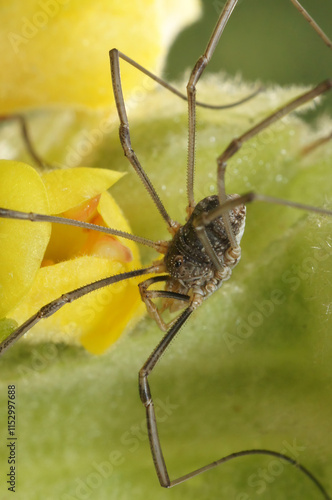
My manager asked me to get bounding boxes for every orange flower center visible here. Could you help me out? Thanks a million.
[42,195,132,266]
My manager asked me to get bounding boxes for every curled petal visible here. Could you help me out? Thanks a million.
[41,167,124,214]
[10,256,145,354]
[3,164,144,353]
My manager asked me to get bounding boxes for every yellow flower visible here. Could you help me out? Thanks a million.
[0,160,145,354]
[0,0,201,353]
[0,0,200,111]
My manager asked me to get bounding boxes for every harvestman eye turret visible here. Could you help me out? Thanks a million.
[0,0,332,496]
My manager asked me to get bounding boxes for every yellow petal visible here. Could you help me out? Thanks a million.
[9,256,145,354]
[0,0,201,111]
[98,190,141,263]
[0,160,51,316]
[7,174,144,352]
[41,167,124,214]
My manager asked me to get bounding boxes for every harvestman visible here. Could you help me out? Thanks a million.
[0,0,332,495]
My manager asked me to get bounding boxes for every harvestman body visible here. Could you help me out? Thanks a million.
[0,0,332,496]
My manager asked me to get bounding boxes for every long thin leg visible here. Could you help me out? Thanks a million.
[301,130,332,156]
[170,448,331,497]
[109,48,259,234]
[193,195,243,272]
[0,265,159,356]
[216,163,238,248]
[289,0,332,49]
[208,79,332,249]
[0,207,166,253]
[139,299,331,498]
[139,305,195,487]
[216,79,332,176]
[199,192,332,229]
[191,81,332,281]
[186,0,239,213]
[138,275,190,331]
[116,51,262,110]
[186,0,332,214]
[110,49,179,234]
[0,114,49,169]
[192,81,332,271]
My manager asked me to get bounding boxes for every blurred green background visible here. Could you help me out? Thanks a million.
[165,0,332,115]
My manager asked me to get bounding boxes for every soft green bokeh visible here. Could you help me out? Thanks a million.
[0,74,331,500]
[165,0,332,114]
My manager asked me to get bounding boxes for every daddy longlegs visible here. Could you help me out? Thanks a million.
[0,0,332,496]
